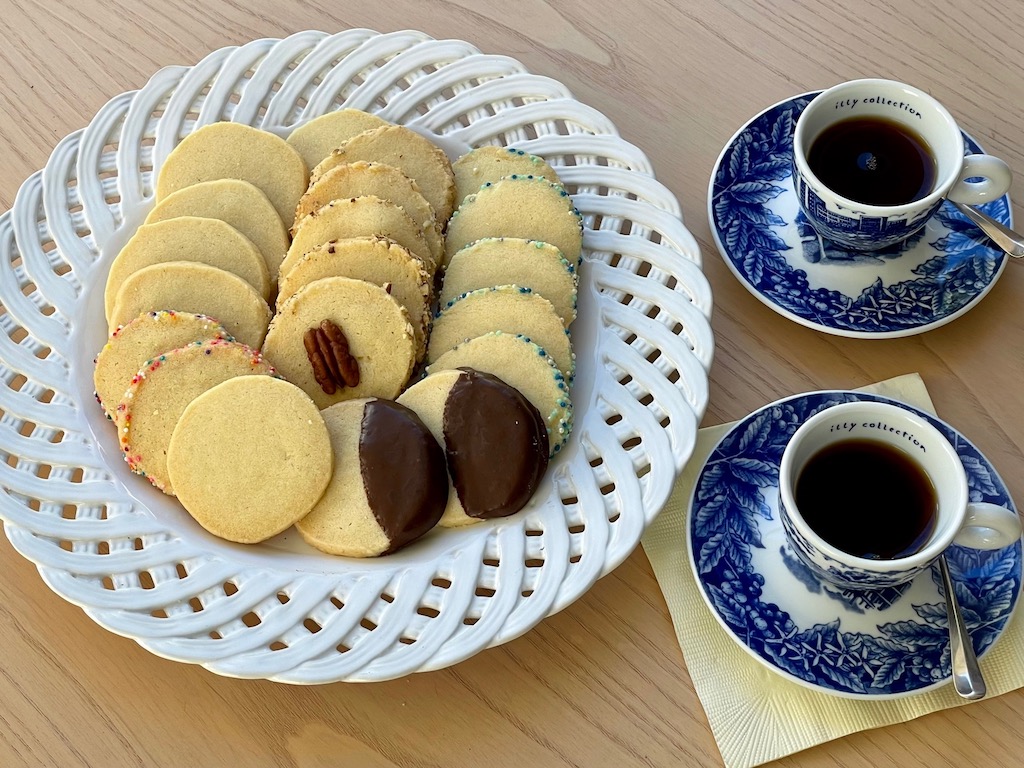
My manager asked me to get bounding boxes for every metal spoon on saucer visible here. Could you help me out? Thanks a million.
[950,199,1024,258]
[939,554,986,700]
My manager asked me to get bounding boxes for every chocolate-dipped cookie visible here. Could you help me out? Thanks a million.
[397,369,549,527]
[426,331,573,456]
[296,398,448,557]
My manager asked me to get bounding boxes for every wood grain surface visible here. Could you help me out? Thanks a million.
[2,1,1024,766]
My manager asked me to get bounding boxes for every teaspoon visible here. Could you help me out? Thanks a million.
[950,199,1024,258]
[938,553,986,700]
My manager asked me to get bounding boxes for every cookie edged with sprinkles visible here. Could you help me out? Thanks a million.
[94,310,232,421]
[440,237,578,328]
[427,285,575,381]
[451,145,561,207]
[116,339,277,495]
[443,175,584,267]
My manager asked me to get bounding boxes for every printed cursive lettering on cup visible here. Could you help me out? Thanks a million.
[827,419,926,451]
[834,96,922,117]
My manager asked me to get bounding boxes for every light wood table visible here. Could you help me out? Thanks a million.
[2,1,1023,766]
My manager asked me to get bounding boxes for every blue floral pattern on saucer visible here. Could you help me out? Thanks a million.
[688,391,1021,697]
[708,93,1012,338]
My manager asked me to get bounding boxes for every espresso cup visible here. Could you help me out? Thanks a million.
[778,401,1021,590]
[793,79,1012,250]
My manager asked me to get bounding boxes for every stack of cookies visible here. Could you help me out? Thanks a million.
[94,109,582,556]
[418,145,582,462]
[266,119,457,407]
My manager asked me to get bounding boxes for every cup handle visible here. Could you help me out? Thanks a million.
[946,154,1013,205]
[952,502,1022,550]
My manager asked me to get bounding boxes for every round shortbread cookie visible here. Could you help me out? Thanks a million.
[283,195,434,278]
[440,238,578,328]
[427,331,573,456]
[167,376,332,544]
[397,369,549,527]
[444,175,584,267]
[109,262,273,349]
[262,276,416,409]
[93,310,231,421]
[428,286,575,380]
[292,161,443,266]
[286,108,390,171]
[103,217,271,320]
[311,125,456,225]
[116,339,276,494]
[277,237,431,361]
[144,179,290,284]
[452,146,561,207]
[155,122,308,223]
[296,398,448,557]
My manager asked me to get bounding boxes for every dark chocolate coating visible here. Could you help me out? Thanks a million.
[443,369,549,519]
[359,399,448,553]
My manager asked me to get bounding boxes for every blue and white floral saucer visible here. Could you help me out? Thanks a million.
[708,93,1013,338]
[687,391,1022,698]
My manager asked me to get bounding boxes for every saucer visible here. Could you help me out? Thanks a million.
[687,390,1022,698]
[708,93,1013,338]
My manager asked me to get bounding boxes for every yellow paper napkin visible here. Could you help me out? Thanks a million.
[641,373,1024,768]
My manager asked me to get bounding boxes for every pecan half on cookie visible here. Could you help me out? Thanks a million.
[303,319,360,394]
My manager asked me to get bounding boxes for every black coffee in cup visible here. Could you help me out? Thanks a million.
[795,438,938,560]
[807,117,937,206]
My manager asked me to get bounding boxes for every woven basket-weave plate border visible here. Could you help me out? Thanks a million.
[0,29,713,683]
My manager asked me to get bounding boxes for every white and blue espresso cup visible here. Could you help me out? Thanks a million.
[778,401,1021,590]
[792,79,1012,250]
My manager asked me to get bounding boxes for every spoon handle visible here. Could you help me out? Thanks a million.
[950,200,1024,258]
[940,554,987,700]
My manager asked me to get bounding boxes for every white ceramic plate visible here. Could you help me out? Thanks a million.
[0,29,713,683]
